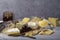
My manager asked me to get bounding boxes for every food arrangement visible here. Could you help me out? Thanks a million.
[0,11,59,38]
[0,16,59,37]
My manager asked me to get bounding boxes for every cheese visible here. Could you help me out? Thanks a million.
[45,29,54,35]
[31,17,41,23]
[24,30,39,37]
[48,17,58,27]
[22,17,30,24]
[28,22,38,29]
[38,19,49,28]
[39,29,54,35]
[24,31,33,37]
[16,23,22,30]
[8,23,15,28]
[32,30,40,35]
[3,28,20,36]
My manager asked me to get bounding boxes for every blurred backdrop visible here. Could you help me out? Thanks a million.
[0,0,60,20]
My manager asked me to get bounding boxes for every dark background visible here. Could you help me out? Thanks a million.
[0,0,60,20]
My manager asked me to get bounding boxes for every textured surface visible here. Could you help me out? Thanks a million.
[0,0,60,20]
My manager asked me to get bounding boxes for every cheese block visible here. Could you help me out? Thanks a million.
[2,22,16,33]
[16,23,23,30]
[38,19,49,28]
[3,28,20,36]
[8,23,15,28]
[44,29,54,35]
[22,17,30,24]
[16,21,27,30]
[32,30,40,35]
[24,30,39,37]
[28,22,38,29]
[24,31,33,37]
[31,17,41,23]
[48,17,58,27]
[39,29,54,35]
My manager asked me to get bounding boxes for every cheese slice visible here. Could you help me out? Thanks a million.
[22,17,30,24]
[3,28,20,36]
[28,22,38,29]
[24,31,33,37]
[38,19,49,28]
[48,17,58,27]
[45,29,54,35]
[39,29,54,35]
[24,30,39,37]
[31,17,41,23]
[16,23,22,30]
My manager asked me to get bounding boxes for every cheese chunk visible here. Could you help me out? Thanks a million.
[32,30,40,35]
[22,17,30,24]
[39,29,54,35]
[16,23,22,30]
[45,29,54,35]
[24,31,33,37]
[31,17,41,23]
[38,19,49,28]
[8,23,15,28]
[48,17,58,27]
[3,28,20,36]
[28,22,38,29]
[24,30,39,37]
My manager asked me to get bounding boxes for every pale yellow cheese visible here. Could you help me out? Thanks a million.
[38,19,49,28]
[32,30,40,35]
[28,22,38,29]
[8,23,15,28]
[45,29,54,35]
[24,30,39,37]
[3,28,20,36]
[24,31,33,37]
[31,17,41,23]
[39,29,54,35]
[22,17,30,24]
[16,23,22,30]
[48,17,58,27]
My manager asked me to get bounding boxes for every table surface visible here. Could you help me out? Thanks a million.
[0,27,60,40]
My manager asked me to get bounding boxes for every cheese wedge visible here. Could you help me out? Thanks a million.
[48,17,58,27]
[16,23,22,30]
[24,31,33,37]
[31,17,41,23]
[32,30,40,35]
[45,29,54,35]
[24,29,40,37]
[28,22,38,29]
[38,19,49,28]
[22,17,30,24]
[3,28,20,36]
[39,29,54,35]
[8,23,15,28]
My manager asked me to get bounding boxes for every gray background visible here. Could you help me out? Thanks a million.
[0,0,60,20]
[0,0,60,40]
